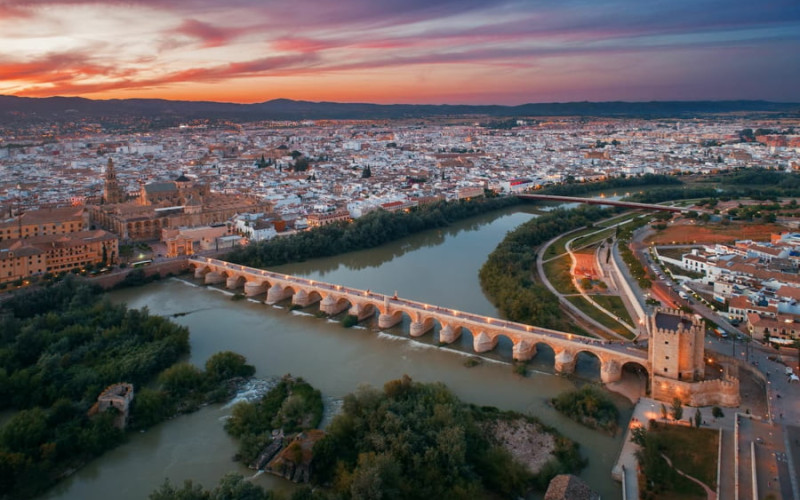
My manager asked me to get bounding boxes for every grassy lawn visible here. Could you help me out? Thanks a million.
[544,255,578,294]
[655,246,695,261]
[551,226,598,255]
[651,422,719,489]
[638,472,705,500]
[660,261,704,279]
[572,227,614,250]
[590,294,634,326]
[566,295,635,339]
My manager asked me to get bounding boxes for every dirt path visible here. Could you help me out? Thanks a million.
[661,452,717,500]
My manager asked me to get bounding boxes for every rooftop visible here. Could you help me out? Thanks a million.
[654,311,693,332]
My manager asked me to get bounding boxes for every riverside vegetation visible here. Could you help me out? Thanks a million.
[226,195,520,268]
[479,205,615,331]
[225,375,324,475]
[151,375,585,500]
[0,277,255,499]
[309,375,585,497]
[551,385,621,434]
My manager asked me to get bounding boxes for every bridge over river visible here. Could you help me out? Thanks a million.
[518,193,690,212]
[190,257,649,383]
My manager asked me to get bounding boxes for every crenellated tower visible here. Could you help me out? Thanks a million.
[648,308,705,381]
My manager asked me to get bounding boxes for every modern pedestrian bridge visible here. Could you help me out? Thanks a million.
[518,193,689,213]
[189,257,649,383]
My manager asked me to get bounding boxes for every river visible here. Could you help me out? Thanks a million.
[43,206,634,500]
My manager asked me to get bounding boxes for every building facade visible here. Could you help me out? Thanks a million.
[0,206,85,241]
[0,229,118,284]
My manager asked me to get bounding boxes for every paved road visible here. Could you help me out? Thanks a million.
[719,429,736,500]
[737,416,755,500]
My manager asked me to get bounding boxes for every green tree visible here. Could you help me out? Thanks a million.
[712,406,724,419]
[131,388,174,429]
[671,398,683,421]
[158,363,207,397]
[149,479,210,499]
[293,157,310,172]
[204,351,255,382]
[694,408,702,428]
[660,403,668,420]
[213,473,270,500]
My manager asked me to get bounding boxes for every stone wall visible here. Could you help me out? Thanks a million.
[86,258,190,289]
[651,374,740,407]
[97,383,134,429]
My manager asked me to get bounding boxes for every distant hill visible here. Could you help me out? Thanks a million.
[0,95,798,122]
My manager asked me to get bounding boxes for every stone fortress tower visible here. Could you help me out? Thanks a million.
[648,309,705,381]
[648,308,739,406]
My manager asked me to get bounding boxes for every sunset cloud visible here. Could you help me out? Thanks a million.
[0,0,798,103]
[173,19,241,48]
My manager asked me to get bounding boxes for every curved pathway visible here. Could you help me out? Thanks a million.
[565,229,638,336]
[537,215,639,341]
[538,230,625,340]
[661,453,717,500]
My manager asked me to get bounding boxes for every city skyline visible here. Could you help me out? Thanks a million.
[1,0,799,105]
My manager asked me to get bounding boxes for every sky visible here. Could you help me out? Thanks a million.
[1,0,799,105]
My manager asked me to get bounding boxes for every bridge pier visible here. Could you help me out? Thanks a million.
[244,281,268,297]
[409,318,434,337]
[554,349,577,375]
[226,275,244,290]
[378,311,403,329]
[601,360,622,383]
[266,284,292,304]
[349,303,375,321]
[473,332,498,353]
[204,271,226,285]
[320,295,349,316]
[193,266,209,279]
[513,340,537,361]
[292,290,321,308]
[439,324,462,344]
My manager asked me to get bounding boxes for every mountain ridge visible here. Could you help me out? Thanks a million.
[1,95,798,121]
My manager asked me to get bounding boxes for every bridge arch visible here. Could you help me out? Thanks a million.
[530,341,557,367]
[349,300,379,322]
[574,349,603,380]
[620,360,651,394]
[225,273,246,290]
[291,287,323,308]
[319,293,353,316]
[484,331,514,358]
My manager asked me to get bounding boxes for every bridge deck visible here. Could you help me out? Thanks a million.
[518,193,686,212]
[190,257,648,363]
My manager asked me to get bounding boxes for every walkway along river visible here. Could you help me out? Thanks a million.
[42,207,636,500]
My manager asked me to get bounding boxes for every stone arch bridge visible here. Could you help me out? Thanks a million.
[190,257,649,384]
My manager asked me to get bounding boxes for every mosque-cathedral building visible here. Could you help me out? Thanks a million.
[90,159,270,242]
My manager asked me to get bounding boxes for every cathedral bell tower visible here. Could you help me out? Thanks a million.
[103,158,125,204]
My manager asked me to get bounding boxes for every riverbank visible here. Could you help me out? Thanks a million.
[43,207,630,500]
